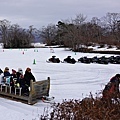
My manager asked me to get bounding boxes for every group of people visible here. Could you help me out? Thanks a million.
[0,67,36,95]
[102,74,120,100]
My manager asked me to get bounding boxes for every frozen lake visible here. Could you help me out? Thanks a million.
[0,48,119,120]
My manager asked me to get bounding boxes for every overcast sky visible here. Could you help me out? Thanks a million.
[0,0,119,29]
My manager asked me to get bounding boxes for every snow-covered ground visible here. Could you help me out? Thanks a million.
[0,47,120,120]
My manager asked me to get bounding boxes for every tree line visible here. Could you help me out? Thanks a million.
[0,20,37,48]
[0,12,120,49]
[41,12,120,51]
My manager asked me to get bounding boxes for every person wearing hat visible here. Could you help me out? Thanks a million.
[13,68,27,95]
[3,67,11,84]
[16,68,23,83]
[11,69,17,78]
[3,67,11,77]
[18,68,23,75]
[24,67,36,87]
[10,69,17,92]
[17,74,27,95]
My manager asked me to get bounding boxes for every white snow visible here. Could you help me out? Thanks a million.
[0,47,120,120]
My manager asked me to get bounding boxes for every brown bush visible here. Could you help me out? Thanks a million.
[41,94,120,120]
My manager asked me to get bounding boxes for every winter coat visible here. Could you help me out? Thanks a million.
[110,76,120,93]
[16,72,22,83]
[11,73,17,79]
[16,74,29,94]
[24,71,35,86]
[18,75,26,87]
[4,71,11,77]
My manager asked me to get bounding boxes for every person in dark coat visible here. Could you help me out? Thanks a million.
[102,74,120,100]
[3,67,15,92]
[19,74,29,95]
[16,68,23,84]
[109,74,120,93]
[3,67,11,84]
[11,69,17,79]
[10,69,17,92]
[24,67,36,87]
[3,67,11,77]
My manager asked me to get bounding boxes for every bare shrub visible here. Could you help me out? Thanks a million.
[41,93,120,120]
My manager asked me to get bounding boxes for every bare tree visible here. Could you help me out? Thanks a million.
[72,13,87,25]
[0,19,10,46]
[90,17,104,44]
[40,24,57,46]
[5,24,36,48]
[101,12,120,45]
[57,13,87,51]
[28,25,36,43]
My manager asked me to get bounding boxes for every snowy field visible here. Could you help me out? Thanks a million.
[0,47,120,120]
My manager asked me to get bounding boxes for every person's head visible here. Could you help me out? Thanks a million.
[12,69,16,74]
[4,67,9,72]
[18,68,23,74]
[26,67,31,72]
